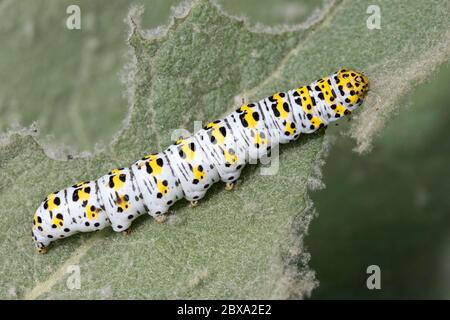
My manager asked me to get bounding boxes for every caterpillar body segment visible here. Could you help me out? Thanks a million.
[32,69,369,253]
[97,168,147,232]
[67,181,110,233]
[131,152,184,218]
[165,136,220,201]
[197,118,247,183]
[226,103,274,161]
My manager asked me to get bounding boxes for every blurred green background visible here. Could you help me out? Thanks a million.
[308,64,450,299]
[1,0,448,299]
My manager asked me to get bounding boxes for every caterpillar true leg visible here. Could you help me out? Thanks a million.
[31,69,369,253]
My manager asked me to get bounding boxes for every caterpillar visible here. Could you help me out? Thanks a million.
[32,69,369,253]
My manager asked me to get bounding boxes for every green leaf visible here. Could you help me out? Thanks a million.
[0,0,449,299]
[0,0,324,151]
[0,0,182,151]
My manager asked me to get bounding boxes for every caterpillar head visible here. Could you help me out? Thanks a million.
[335,69,369,110]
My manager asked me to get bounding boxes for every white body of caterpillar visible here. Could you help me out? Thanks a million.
[32,69,369,253]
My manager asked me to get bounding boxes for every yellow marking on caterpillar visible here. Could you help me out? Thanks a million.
[148,157,163,175]
[181,142,195,161]
[33,213,41,230]
[51,214,64,229]
[254,132,268,146]
[296,86,314,113]
[45,194,60,212]
[191,165,205,183]
[176,138,196,161]
[156,179,169,197]
[238,105,259,129]
[110,169,126,191]
[142,153,158,161]
[86,205,101,220]
[116,195,130,212]
[317,77,337,105]
[73,182,86,188]
[77,186,90,202]
[223,149,238,165]
[138,154,154,169]
[334,104,346,116]
[206,121,226,145]
[310,116,322,128]
[272,93,289,119]
[284,121,296,136]
[138,155,164,176]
